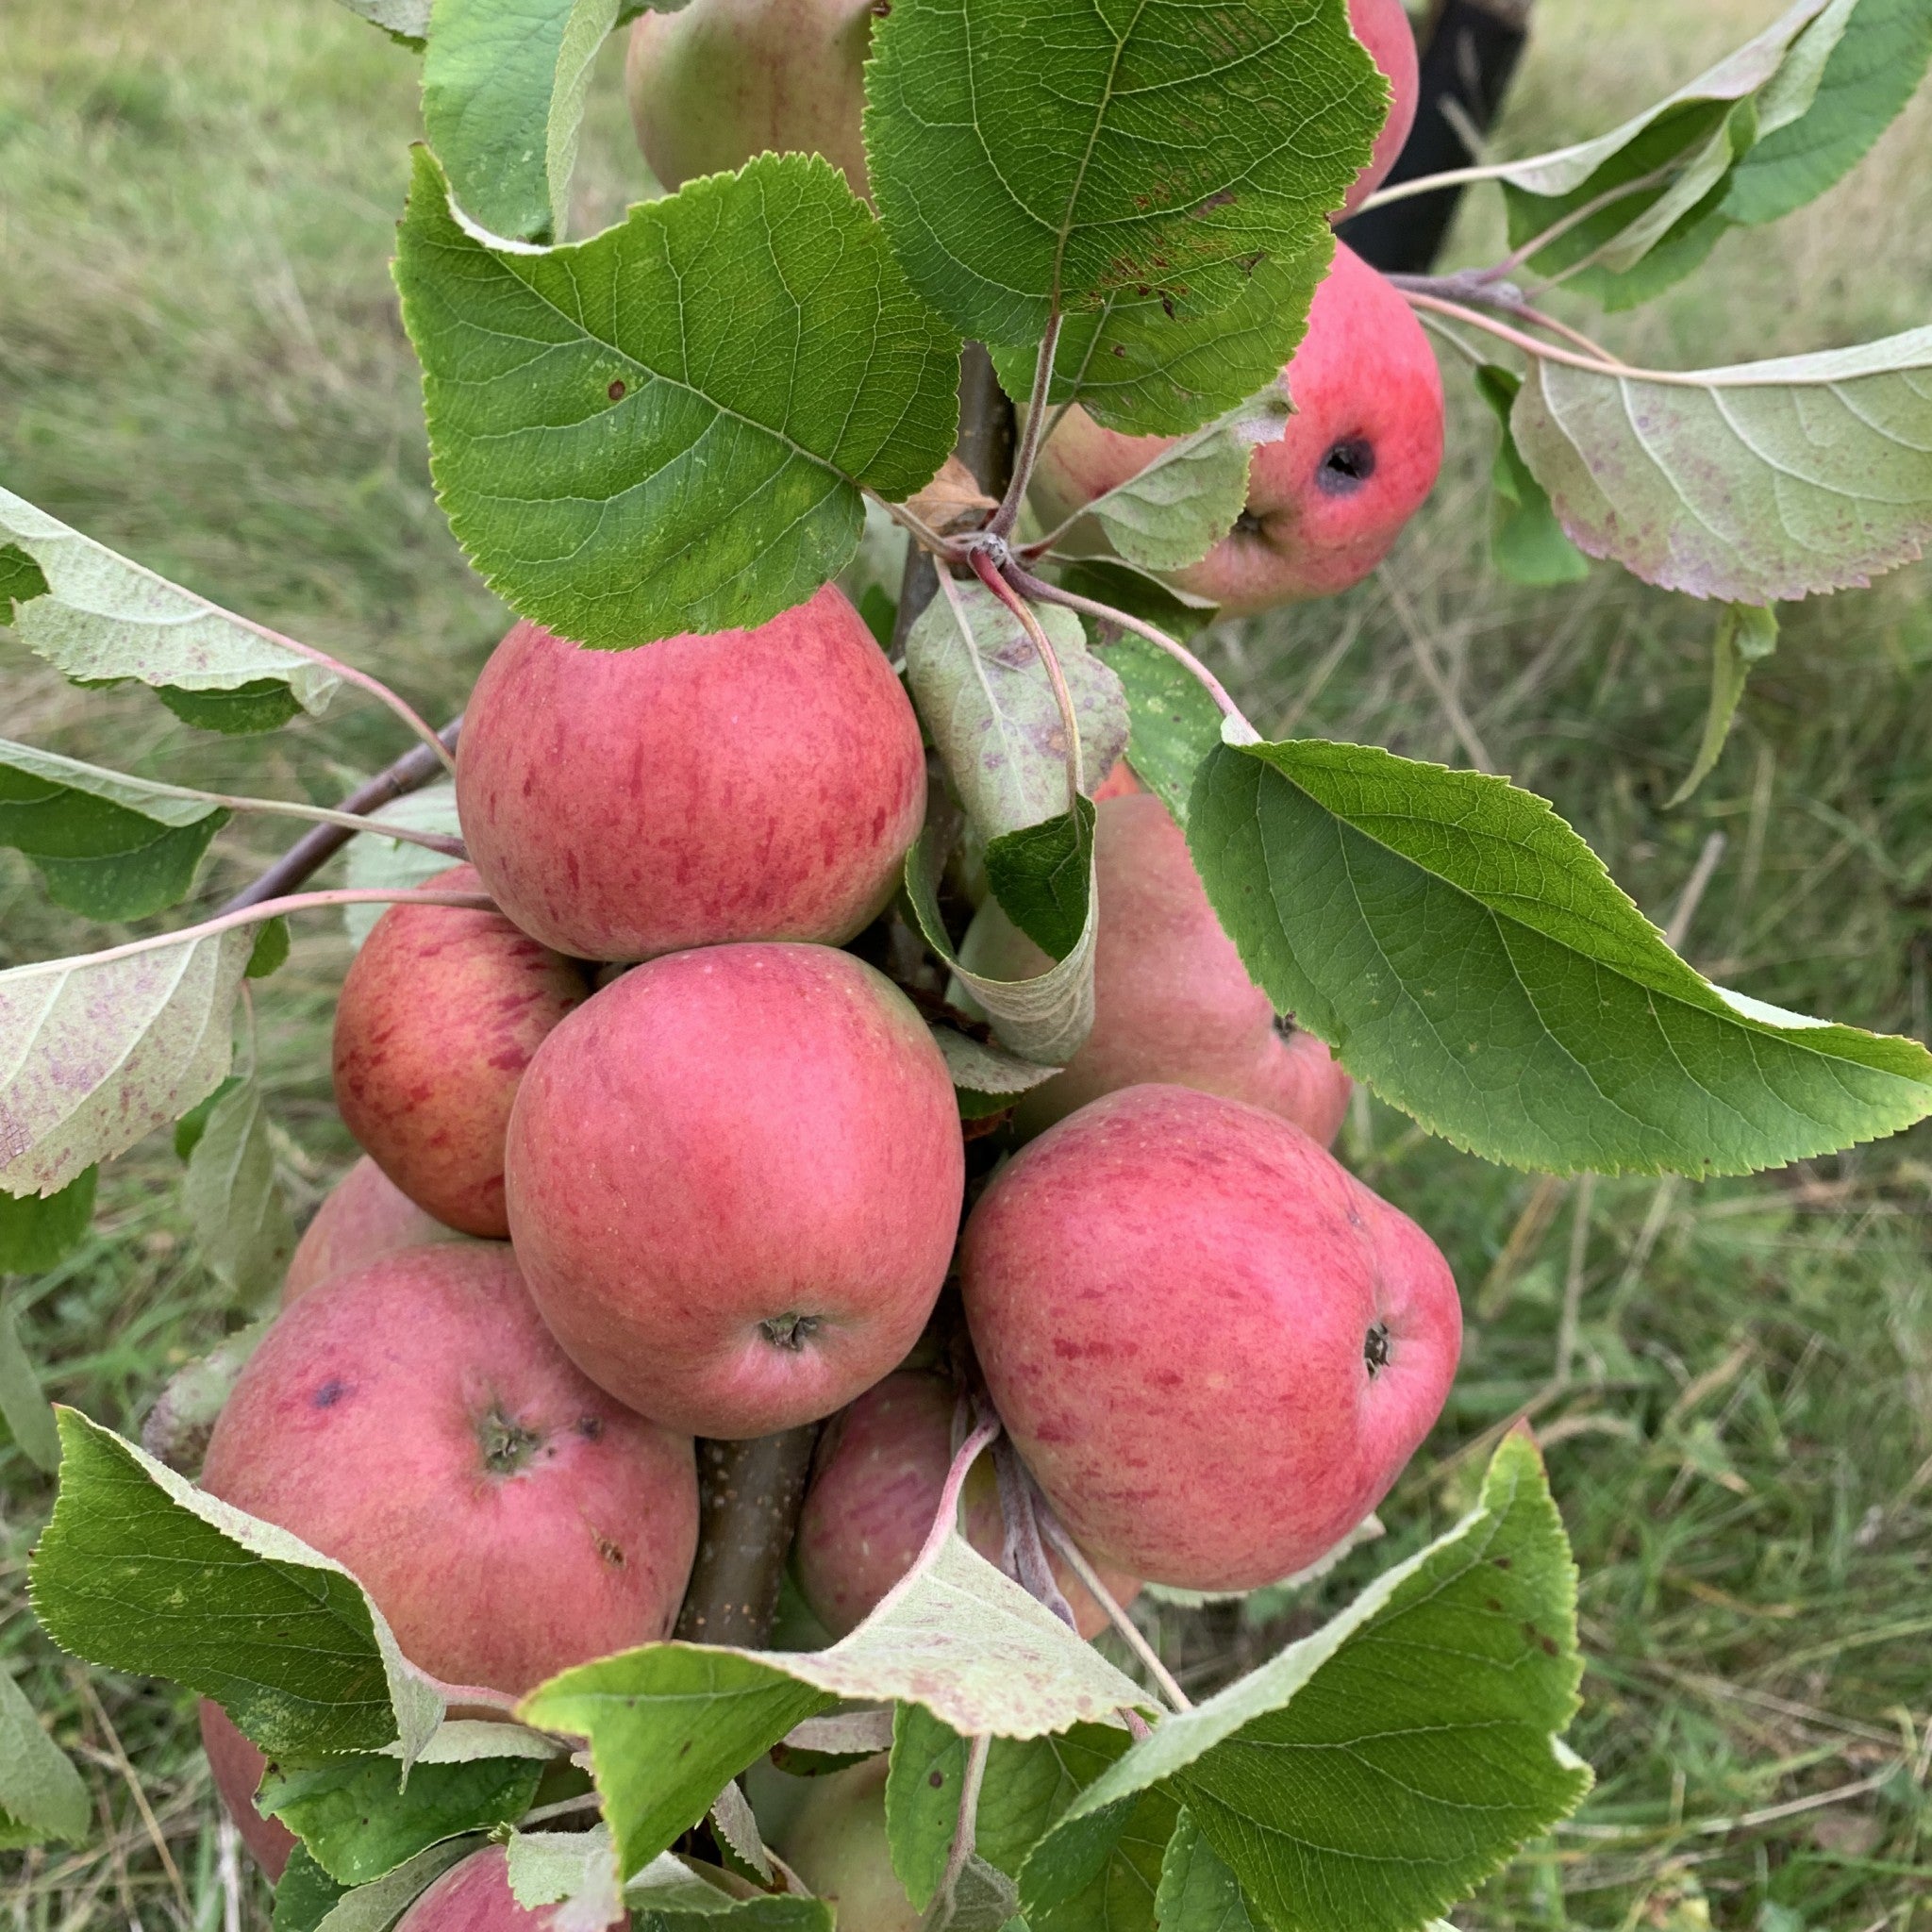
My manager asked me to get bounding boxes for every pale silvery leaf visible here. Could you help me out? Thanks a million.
[929,1027,1060,1098]
[0,486,339,710]
[337,0,432,38]
[344,782,463,949]
[313,1840,479,1932]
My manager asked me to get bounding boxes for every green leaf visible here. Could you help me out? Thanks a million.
[1020,1736,1178,1932]
[1091,634,1223,829]
[1667,604,1779,808]
[259,1752,545,1886]
[522,1499,1146,1880]
[1726,0,1932,225]
[1474,368,1589,590]
[1026,1435,1589,1932]
[0,1300,62,1473]
[865,0,1381,350]
[0,1166,97,1275]
[886,1704,966,1909]
[0,1666,90,1849]
[174,1076,242,1161]
[343,782,461,949]
[1510,327,1932,603]
[395,148,959,647]
[157,679,308,735]
[310,1840,480,1932]
[0,920,257,1196]
[29,1408,444,1762]
[983,802,1095,963]
[0,739,229,921]
[1155,1814,1254,1932]
[421,0,618,244]
[1061,391,1294,575]
[0,486,340,714]
[181,1072,296,1307]
[993,243,1331,440]
[0,543,50,612]
[273,1845,351,1932]
[1187,734,1932,1174]
[246,916,291,979]
[335,0,431,43]
[1058,560,1217,643]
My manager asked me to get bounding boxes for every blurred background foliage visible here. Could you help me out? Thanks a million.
[0,0,1927,1924]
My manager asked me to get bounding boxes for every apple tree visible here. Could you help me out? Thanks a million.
[3,0,1931,1925]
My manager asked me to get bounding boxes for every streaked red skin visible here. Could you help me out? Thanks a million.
[456,587,926,963]
[1030,244,1444,614]
[795,1371,1141,1640]
[961,793,1353,1143]
[198,1700,295,1881]
[283,1158,468,1307]
[960,1086,1462,1590]
[396,1844,625,1931]
[506,944,965,1439]
[332,867,589,1238]
[1343,0,1420,216]
[202,1243,698,1694]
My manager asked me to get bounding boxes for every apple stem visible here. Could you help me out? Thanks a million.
[987,312,1064,542]
[964,552,1087,806]
[1007,566,1260,747]
[1039,1507,1194,1712]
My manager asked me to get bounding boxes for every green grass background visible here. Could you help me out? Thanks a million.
[1,0,1928,1924]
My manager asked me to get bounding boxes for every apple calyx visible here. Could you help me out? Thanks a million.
[759,1310,824,1351]
[475,1404,545,1476]
[1363,1322,1392,1376]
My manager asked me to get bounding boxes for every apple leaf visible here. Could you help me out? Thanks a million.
[28,1408,445,1763]
[1188,735,1932,1174]
[928,1026,1061,1105]
[1091,635,1223,830]
[0,1667,89,1850]
[1019,1735,1179,1932]
[308,1840,480,1932]
[421,0,618,245]
[0,1302,61,1474]
[1725,0,1932,225]
[0,919,258,1197]
[395,149,958,647]
[864,0,1381,352]
[508,1828,625,1923]
[1473,368,1589,590]
[982,805,1096,965]
[272,1848,349,1932]
[906,806,1096,1065]
[154,680,308,736]
[139,1317,272,1475]
[259,1752,545,1887]
[343,781,462,949]
[0,486,340,716]
[1510,327,1932,603]
[0,740,230,922]
[511,1835,830,1929]
[1155,1814,1253,1932]
[1668,605,1779,808]
[336,0,431,43]
[1051,391,1294,576]
[0,1166,96,1276]
[181,1071,295,1308]
[1023,1434,1588,1932]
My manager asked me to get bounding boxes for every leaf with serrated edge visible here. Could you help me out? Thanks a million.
[395,149,958,647]
[864,0,1380,349]
[1512,328,1932,603]
[344,782,462,950]
[1155,1813,1252,1932]
[0,487,339,710]
[0,923,256,1196]
[422,0,618,244]
[1188,735,1932,1175]
[1474,368,1589,590]
[0,1667,90,1849]
[338,0,431,39]
[1091,635,1223,830]
[1025,1435,1589,1932]
[929,1027,1060,1099]
[0,1304,61,1474]
[183,1073,295,1308]
[29,1409,444,1764]
[1069,391,1292,575]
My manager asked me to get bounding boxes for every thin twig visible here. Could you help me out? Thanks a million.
[990,314,1064,541]
[1390,275,1628,368]
[1038,1510,1192,1712]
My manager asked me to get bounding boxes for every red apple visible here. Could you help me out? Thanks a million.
[505,943,964,1439]
[771,1758,917,1932]
[201,1243,699,1694]
[456,587,925,963]
[331,866,589,1238]
[1342,0,1420,217]
[284,1157,468,1306]
[625,0,876,198]
[1030,242,1443,614]
[395,1844,624,1930]
[198,1699,296,1880]
[1089,758,1141,802]
[961,792,1352,1142]
[794,1370,1140,1639]
[959,1085,1461,1590]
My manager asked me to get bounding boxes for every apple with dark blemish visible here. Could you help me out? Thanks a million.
[959,1084,1461,1590]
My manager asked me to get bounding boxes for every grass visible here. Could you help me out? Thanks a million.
[1,0,1929,1925]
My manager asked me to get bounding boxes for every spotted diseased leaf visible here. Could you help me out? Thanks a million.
[1510,329,1932,603]
[395,148,959,647]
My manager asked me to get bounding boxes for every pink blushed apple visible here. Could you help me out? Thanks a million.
[455,586,926,963]
[282,1156,467,1306]
[201,1242,699,1694]
[959,1084,1461,1590]
[505,943,965,1439]
[1342,0,1420,217]
[198,1700,296,1880]
[395,1844,625,1930]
